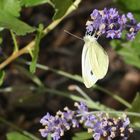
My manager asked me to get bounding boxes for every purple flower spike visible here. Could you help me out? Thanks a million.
[86,8,140,40]
[39,102,133,140]
[39,106,79,140]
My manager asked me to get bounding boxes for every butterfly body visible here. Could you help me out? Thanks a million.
[82,35,109,88]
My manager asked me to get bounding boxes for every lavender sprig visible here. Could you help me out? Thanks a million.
[39,102,133,140]
[86,8,140,40]
[39,107,79,140]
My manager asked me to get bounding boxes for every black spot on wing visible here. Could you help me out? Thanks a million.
[90,70,93,75]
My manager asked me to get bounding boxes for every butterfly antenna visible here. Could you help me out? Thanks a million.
[64,30,83,41]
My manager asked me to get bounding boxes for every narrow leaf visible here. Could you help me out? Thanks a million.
[6,131,31,140]
[127,93,140,127]
[0,70,5,86]
[29,24,43,73]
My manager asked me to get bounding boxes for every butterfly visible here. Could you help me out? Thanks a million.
[82,35,109,88]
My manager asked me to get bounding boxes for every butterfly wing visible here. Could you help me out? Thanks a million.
[87,36,109,79]
[82,38,98,88]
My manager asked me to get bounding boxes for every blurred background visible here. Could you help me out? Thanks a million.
[0,0,140,139]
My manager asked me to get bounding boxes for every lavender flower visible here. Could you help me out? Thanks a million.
[75,102,133,140]
[39,102,133,140]
[39,107,79,140]
[86,8,140,40]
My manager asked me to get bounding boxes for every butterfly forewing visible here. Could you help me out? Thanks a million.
[87,36,109,79]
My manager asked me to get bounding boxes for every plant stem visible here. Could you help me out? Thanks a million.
[87,111,140,118]
[72,85,93,102]
[26,62,132,109]
[0,85,112,111]
[94,85,132,108]
[39,87,113,111]
[10,30,19,52]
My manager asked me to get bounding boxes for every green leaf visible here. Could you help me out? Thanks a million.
[0,10,35,35]
[0,70,5,86]
[21,0,53,7]
[6,131,31,140]
[116,0,140,21]
[29,24,43,73]
[52,0,73,20]
[0,0,35,35]
[127,93,140,127]
[72,132,92,140]
[0,0,21,17]
[110,32,140,68]
[22,0,74,20]
[117,0,140,11]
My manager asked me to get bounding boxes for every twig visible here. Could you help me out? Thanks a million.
[0,41,35,69]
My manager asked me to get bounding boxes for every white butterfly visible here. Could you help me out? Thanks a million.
[82,35,109,88]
